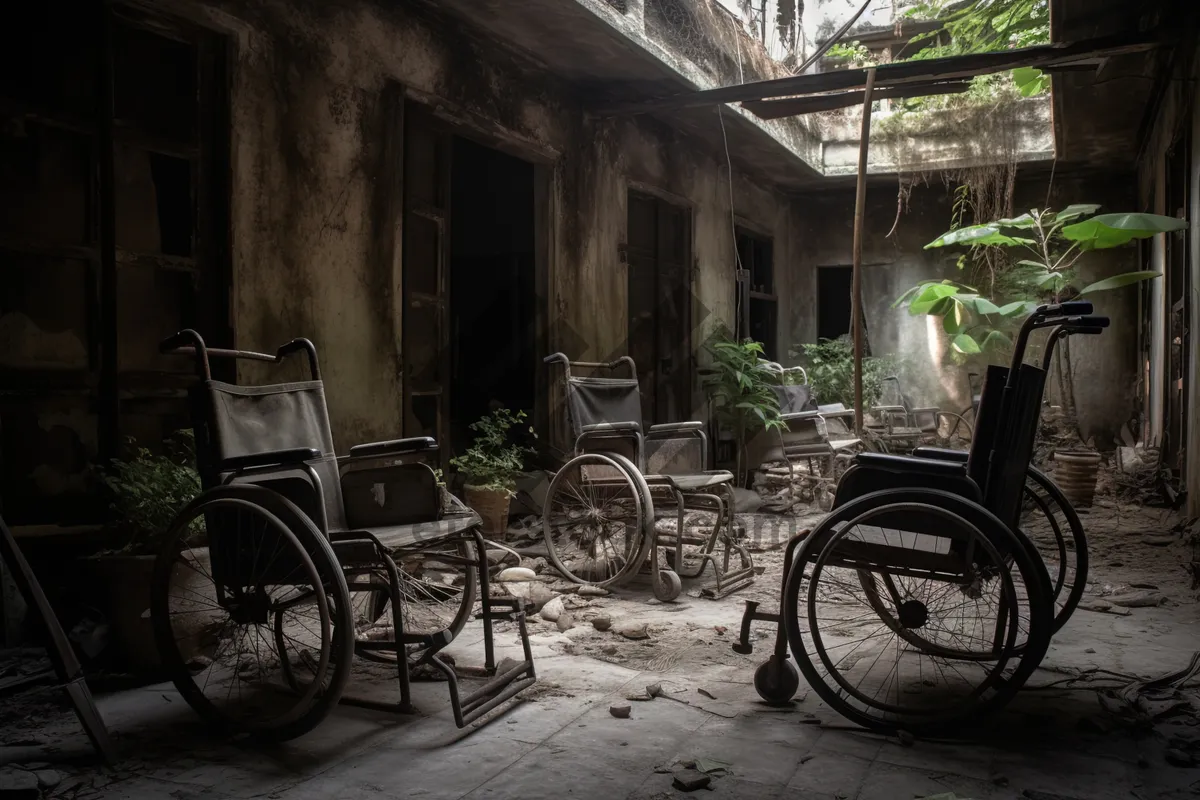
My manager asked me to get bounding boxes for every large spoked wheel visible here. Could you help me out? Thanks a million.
[784,489,1053,735]
[356,539,479,665]
[543,452,654,588]
[1020,467,1088,633]
[934,412,973,448]
[151,485,354,743]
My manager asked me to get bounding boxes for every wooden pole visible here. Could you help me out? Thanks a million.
[851,67,877,437]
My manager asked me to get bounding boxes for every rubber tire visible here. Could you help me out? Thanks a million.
[1025,466,1088,633]
[543,452,654,589]
[783,488,1053,735]
[753,655,800,706]
[151,484,355,743]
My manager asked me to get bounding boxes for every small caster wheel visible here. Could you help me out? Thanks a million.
[654,569,683,602]
[753,655,799,705]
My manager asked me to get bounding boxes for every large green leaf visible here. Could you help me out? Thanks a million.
[973,297,1002,315]
[951,333,982,354]
[1061,213,1188,250]
[1053,204,1101,223]
[909,282,961,314]
[1012,66,1050,97]
[1077,270,1162,295]
[980,330,1014,351]
[926,224,1035,249]
[994,212,1037,229]
[997,300,1027,316]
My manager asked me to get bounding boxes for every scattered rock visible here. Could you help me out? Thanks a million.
[601,644,619,656]
[0,768,39,800]
[556,613,575,632]
[1107,590,1165,608]
[799,754,815,765]
[609,703,631,719]
[497,567,538,582]
[578,586,610,597]
[1078,600,1131,616]
[519,557,549,574]
[1140,535,1176,547]
[591,616,612,632]
[1084,648,1097,654]
[33,771,60,790]
[697,688,716,700]
[617,622,650,640]
[505,582,556,612]
[672,769,711,792]
[539,597,565,622]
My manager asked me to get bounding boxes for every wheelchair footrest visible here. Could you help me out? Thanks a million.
[476,597,535,622]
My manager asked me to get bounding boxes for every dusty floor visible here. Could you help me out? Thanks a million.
[3,500,1200,800]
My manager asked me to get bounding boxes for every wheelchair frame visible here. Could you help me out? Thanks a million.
[731,302,1107,733]
[149,330,536,742]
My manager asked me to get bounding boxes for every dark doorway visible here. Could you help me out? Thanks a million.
[817,265,853,341]
[448,137,536,455]
[627,191,692,424]
[736,227,777,360]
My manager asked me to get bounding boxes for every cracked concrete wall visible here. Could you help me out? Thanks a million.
[787,173,1140,446]
[155,0,794,448]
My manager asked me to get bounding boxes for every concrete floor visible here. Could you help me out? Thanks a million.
[7,502,1200,800]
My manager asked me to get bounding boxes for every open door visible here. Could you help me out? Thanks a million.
[402,103,451,467]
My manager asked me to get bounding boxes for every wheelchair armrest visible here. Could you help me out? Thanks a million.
[581,422,641,434]
[911,406,939,415]
[872,405,907,414]
[818,407,856,419]
[912,446,969,463]
[780,410,821,422]
[854,452,968,478]
[648,421,704,435]
[348,436,437,458]
[222,448,321,472]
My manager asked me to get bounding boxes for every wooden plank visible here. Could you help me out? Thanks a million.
[115,248,198,273]
[851,68,875,438]
[744,80,970,119]
[599,31,1158,114]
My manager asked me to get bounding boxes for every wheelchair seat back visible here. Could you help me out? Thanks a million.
[564,376,644,463]
[771,383,817,416]
[981,363,1047,532]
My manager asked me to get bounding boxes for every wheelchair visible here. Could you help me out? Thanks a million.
[540,354,755,602]
[149,331,536,742]
[731,302,1106,734]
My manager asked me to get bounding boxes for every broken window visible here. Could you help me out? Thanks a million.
[0,4,229,527]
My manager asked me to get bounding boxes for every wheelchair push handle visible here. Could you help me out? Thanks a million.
[1038,300,1093,317]
[158,330,322,381]
[543,352,637,379]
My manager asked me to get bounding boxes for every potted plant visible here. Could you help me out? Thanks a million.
[88,430,204,672]
[451,408,536,536]
[700,327,785,487]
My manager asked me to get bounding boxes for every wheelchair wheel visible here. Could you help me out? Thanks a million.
[934,412,973,448]
[543,452,653,588]
[753,655,800,706]
[151,484,354,743]
[356,539,479,665]
[784,489,1053,735]
[1020,467,1088,633]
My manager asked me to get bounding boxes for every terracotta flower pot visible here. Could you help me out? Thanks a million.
[1053,449,1102,509]
[464,485,512,536]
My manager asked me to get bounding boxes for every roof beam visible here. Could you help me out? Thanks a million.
[598,30,1159,115]
[743,80,971,118]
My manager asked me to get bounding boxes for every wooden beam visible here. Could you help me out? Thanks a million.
[852,68,876,438]
[743,80,970,119]
[598,31,1159,115]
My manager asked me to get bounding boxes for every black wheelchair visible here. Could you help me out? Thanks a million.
[149,331,535,742]
[732,302,1107,733]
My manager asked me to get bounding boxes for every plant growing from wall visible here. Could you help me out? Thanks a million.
[894,205,1188,437]
[101,430,202,555]
[700,328,784,484]
[790,337,896,410]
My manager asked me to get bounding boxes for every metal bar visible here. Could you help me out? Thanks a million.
[851,68,876,438]
[598,32,1158,115]
[744,80,970,119]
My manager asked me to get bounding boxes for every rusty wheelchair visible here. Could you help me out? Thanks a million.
[149,331,535,742]
[732,302,1105,733]
[539,353,755,602]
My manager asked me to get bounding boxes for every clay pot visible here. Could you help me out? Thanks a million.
[464,485,512,536]
[1053,449,1102,509]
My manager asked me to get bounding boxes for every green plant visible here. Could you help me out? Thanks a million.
[791,338,896,410]
[904,0,1051,96]
[449,408,535,495]
[101,430,202,554]
[826,40,875,67]
[700,328,784,483]
[895,205,1187,435]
